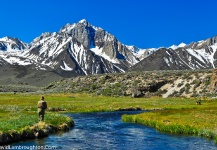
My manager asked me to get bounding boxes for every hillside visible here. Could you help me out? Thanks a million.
[44,69,214,98]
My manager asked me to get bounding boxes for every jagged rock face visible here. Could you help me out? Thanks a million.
[59,20,138,65]
[22,19,137,76]
[186,36,217,49]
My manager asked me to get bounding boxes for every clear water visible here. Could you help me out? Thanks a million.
[12,111,217,150]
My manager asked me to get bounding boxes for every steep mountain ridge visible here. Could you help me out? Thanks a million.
[130,36,217,71]
[19,19,139,76]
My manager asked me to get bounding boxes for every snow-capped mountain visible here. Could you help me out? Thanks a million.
[20,19,140,76]
[0,19,140,77]
[0,37,29,66]
[0,19,217,81]
[0,37,27,52]
[0,37,47,70]
[169,42,187,50]
[130,36,217,71]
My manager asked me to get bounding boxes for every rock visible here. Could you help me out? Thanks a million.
[0,133,10,144]
[9,131,20,142]
[20,130,35,140]
[131,88,143,98]
[58,123,70,131]
[34,129,48,138]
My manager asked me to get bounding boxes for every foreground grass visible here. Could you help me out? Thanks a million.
[122,106,217,142]
[0,112,71,132]
[0,93,74,133]
[1,92,217,143]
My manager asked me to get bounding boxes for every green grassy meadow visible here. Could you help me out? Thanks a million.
[122,98,217,142]
[1,92,217,143]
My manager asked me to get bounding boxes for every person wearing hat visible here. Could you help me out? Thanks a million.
[37,96,48,121]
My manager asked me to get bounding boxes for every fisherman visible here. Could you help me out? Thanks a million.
[37,96,47,121]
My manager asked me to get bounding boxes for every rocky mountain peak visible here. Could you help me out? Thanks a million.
[0,36,27,51]
[17,19,140,77]
[56,20,136,65]
[31,32,52,44]
[184,36,217,50]
[78,19,88,24]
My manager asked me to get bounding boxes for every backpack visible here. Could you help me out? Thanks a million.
[42,101,47,109]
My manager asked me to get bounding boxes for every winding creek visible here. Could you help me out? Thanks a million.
[12,111,217,149]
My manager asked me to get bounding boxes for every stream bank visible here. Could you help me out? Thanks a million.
[0,119,74,145]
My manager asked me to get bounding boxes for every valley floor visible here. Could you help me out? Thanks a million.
[0,93,217,144]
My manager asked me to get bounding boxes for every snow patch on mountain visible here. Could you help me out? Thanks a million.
[79,19,87,24]
[126,45,157,60]
[90,46,120,64]
[186,45,217,68]
[170,42,186,50]
[1,54,32,65]
[60,61,73,71]
[59,23,76,33]
[197,40,205,47]
[178,43,187,47]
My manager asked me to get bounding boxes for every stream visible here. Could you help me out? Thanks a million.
[12,111,217,150]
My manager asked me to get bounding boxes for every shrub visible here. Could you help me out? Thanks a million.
[91,84,97,90]
[102,87,112,96]
[114,82,121,88]
[177,82,184,87]
[179,87,185,93]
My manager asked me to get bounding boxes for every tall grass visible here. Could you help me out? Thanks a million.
[0,93,75,133]
[0,111,71,132]
[122,107,217,142]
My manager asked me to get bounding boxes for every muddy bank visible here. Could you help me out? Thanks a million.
[0,120,74,145]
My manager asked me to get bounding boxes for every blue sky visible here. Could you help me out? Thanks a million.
[0,0,217,48]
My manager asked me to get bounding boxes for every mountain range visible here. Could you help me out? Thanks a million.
[0,19,217,86]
